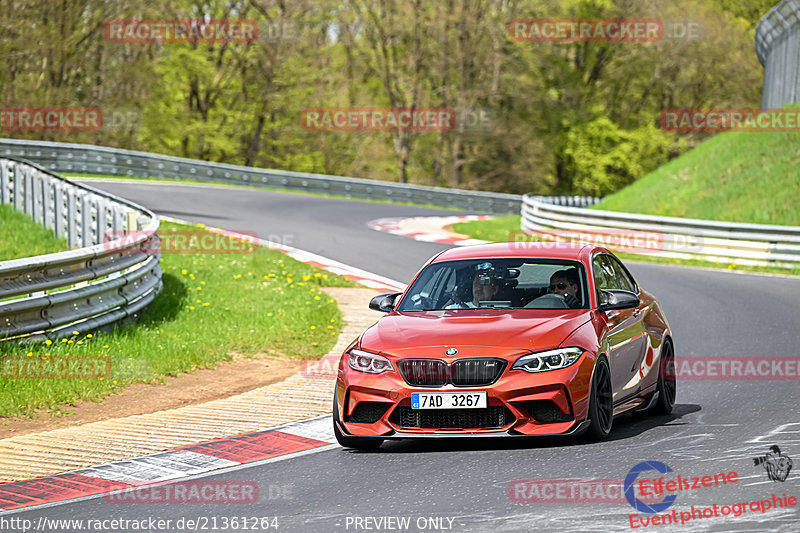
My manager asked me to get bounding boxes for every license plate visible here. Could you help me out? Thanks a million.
[411,391,487,409]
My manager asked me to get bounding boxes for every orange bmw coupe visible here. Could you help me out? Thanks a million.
[333,242,675,448]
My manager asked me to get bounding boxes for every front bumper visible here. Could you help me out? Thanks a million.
[335,352,596,438]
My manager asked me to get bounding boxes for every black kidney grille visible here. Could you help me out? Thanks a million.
[393,406,513,429]
[397,359,449,386]
[452,359,506,386]
[398,358,506,387]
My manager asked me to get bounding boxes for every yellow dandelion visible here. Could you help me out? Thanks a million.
[327,325,334,329]
[103,345,109,348]
[86,334,93,338]
[201,281,206,285]
[310,326,316,330]
[305,301,311,304]
[303,275,311,281]
[202,302,209,307]
[267,312,273,317]
[196,299,202,303]
[26,351,33,357]
[45,339,52,346]
[113,380,118,384]
[68,340,74,344]
[234,274,242,279]
[290,284,295,288]
[72,330,79,335]
[314,296,321,300]
[225,307,230,311]
[181,269,188,275]
[328,299,334,303]
[314,273,322,278]
[312,342,318,346]
[61,339,68,343]
[330,318,335,323]
[189,274,195,280]
[189,306,195,310]
[76,341,83,345]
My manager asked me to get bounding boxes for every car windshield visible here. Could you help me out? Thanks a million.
[396,258,589,311]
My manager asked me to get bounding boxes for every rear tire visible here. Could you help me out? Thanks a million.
[333,393,384,450]
[586,356,613,441]
[651,340,676,415]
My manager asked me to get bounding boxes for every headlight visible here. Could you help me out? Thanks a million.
[511,347,584,373]
[348,349,394,374]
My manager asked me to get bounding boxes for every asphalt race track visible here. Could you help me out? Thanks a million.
[12,180,799,532]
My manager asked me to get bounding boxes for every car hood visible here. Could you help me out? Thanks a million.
[359,309,592,357]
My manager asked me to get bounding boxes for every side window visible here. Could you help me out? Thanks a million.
[592,256,612,290]
[607,256,637,293]
[592,256,612,304]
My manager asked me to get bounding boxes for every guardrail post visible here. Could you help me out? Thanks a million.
[54,183,65,239]
[13,163,23,212]
[81,194,94,247]
[67,188,78,248]
[24,166,34,216]
[97,198,109,244]
[126,211,139,232]
[41,175,52,229]
[0,161,8,204]
[32,171,43,224]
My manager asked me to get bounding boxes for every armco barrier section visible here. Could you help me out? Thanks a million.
[756,0,800,109]
[0,138,521,214]
[0,157,162,341]
[521,195,800,267]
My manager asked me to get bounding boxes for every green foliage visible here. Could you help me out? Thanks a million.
[594,129,800,226]
[562,118,678,196]
[0,0,770,197]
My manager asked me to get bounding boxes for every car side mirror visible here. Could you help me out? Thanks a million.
[597,289,640,312]
[369,292,402,313]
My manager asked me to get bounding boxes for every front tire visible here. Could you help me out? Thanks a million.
[651,340,676,415]
[333,393,384,450]
[586,356,613,441]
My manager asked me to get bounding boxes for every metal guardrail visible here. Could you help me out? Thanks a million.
[756,0,800,109]
[0,138,522,214]
[0,157,162,341]
[521,195,800,267]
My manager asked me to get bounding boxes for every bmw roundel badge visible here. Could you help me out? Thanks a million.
[445,348,458,356]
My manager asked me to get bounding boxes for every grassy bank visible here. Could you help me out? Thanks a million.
[0,205,69,260]
[0,218,354,418]
[593,131,800,226]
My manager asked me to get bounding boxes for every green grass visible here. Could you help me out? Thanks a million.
[67,174,465,212]
[452,214,800,277]
[0,220,355,418]
[593,131,800,226]
[0,205,69,260]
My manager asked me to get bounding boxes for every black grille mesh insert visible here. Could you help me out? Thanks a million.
[517,400,573,423]
[346,402,392,424]
[392,406,513,429]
